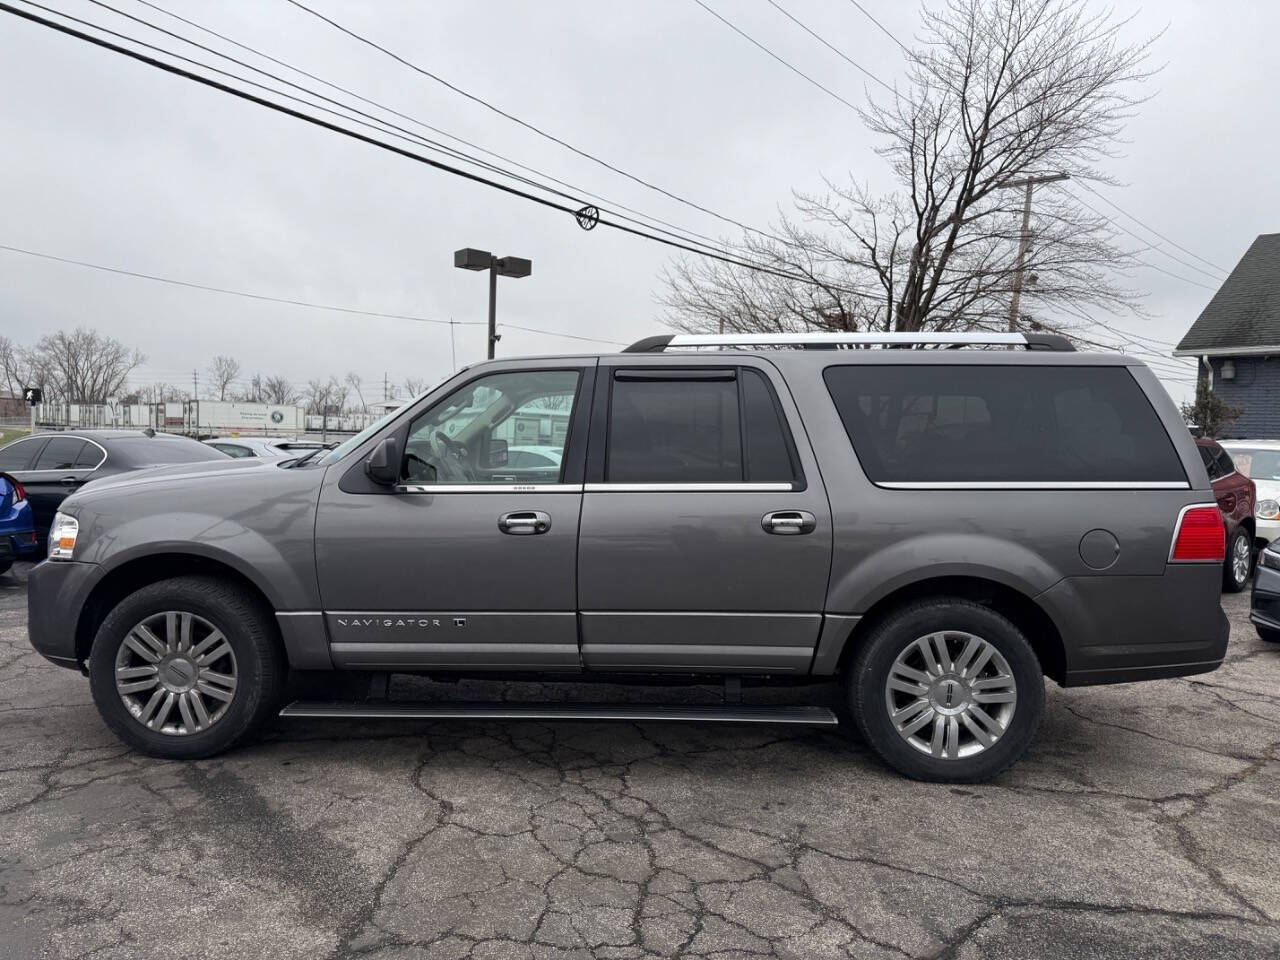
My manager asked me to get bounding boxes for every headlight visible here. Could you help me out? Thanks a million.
[1256,499,1279,520]
[1261,547,1280,571]
[48,513,79,560]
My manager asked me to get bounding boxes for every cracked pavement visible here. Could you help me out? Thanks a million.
[1,564,1278,958]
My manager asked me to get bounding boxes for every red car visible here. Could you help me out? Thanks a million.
[1197,438,1256,592]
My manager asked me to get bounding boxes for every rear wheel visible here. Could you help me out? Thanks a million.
[1258,627,1280,643]
[88,576,285,759]
[1223,528,1253,593]
[0,561,11,577]
[847,598,1045,783]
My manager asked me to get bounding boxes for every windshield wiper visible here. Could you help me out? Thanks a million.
[286,448,325,468]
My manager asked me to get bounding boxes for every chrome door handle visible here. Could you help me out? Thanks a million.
[498,511,551,535]
[59,476,79,487]
[762,510,816,535]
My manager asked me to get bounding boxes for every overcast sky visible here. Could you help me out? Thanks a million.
[2,0,1278,404]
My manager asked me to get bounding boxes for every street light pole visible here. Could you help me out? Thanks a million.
[454,248,533,360]
[1004,172,1070,331]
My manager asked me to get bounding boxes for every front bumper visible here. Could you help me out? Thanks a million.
[27,559,103,669]
[1252,561,1280,634]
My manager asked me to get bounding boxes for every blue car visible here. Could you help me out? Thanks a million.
[0,472,38,576]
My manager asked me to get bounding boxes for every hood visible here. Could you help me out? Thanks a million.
[71,456,317,505]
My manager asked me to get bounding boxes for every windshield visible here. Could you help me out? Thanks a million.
[1224,448,1280,482]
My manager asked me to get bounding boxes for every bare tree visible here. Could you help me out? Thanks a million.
[662,0,1155,337]
[261,375,299,405]
[0,336,33,399]
[345,372,367,412]
[23,328,145,402]
[240,373,265,404]
[208,355,241,401]
[403,377,429,398]
[304,377,337,415]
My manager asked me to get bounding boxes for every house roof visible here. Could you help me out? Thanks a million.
[1175,233,1280,355]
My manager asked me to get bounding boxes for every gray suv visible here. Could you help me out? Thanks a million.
[26,332,1230,782]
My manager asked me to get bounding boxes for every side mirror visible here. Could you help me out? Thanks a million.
[486,437,509,468]
[365,436,400,485]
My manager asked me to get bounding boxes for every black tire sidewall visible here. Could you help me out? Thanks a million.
[88,577,278,760]
[1223,529,1252,593]
[1258,627,1280,643]
[848,599,1045,783]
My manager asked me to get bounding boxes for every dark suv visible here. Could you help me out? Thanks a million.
[26,333,1230,782]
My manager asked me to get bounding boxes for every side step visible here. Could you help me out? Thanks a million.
[279,701,838,726]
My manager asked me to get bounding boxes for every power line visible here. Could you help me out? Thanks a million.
[762,0,896,93]
[86,0,747,261]
[0,242,484,327]
[1077,181,1228,275]
[498,323,626,347]
[845,0,911,54]
[279,0,798,249]
[692,0,865,110]
[0,2,834,290]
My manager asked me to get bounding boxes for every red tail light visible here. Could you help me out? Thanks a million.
[1169,506,1225,563]
[0,472,23,504]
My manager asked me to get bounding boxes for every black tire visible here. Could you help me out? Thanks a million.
[88,575,286,760]
[1258,626,1280,643]
[847,598,1045,783]
[1222,527,1253,593]
[0,561,11,577]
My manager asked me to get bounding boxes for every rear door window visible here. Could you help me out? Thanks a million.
[1198,444,1222,481]
[0,438,43,471]
[605,368,800,485]
[823,365,1186,485]
[33,437,87,471]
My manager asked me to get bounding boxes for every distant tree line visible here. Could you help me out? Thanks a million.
[0,329,426,415]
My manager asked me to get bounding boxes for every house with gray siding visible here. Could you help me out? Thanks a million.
[1175,233,1280,439]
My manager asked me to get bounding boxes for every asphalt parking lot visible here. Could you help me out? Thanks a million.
[1,564,1278,959]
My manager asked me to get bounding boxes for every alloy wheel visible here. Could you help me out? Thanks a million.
[114,611,238,736]
[1232,533,1251,586]
[883,631,1017,760]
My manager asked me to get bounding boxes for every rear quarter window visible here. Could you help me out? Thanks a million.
[823,364,1186,485]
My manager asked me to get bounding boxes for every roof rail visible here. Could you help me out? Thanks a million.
[621,332,1074,352]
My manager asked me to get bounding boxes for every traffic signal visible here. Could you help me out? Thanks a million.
[23,387,41,405]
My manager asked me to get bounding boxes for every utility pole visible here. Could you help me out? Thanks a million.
[383,372,389,402]
[454,248,532,359]
[192,369,199,399]
[1005,172,1070,331]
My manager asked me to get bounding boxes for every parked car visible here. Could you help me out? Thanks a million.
[203,437,331,459]
[1219,440,1280,549]
[0,472,38,576]
[1253,542,1280,643]
[1195,438,1257,592]
[0,430,228,545]
[27,332,1231,783]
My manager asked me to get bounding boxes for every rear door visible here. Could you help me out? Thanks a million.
[20,435,104,537]
[576,358,832,674]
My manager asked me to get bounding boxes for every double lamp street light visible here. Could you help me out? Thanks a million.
[453,248,532,359]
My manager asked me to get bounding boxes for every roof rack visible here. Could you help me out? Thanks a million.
[621,332,1075,352]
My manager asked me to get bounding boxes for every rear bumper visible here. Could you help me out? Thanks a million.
[6,530,39,557]
[27,559,103,669]
[1252,562,1280,632]
[1037,566,1230,687]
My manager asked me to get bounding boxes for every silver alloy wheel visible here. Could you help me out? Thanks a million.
[884,630,1017,760]
[114,611,238,736]
[1232,533,1251,585]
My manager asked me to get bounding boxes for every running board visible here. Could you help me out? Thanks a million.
[279,701,838,726]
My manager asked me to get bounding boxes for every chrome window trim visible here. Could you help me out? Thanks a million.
[1168,502,1225,562]
[584,482,796,493]
[879,481,1191,490]
[393,483,584,494]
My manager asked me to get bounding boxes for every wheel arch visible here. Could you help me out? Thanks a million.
[75,553,278,663]
[835,575,1067,684]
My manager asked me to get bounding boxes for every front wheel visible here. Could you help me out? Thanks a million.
[1258,626,1280,643]
[1223,528,1253,593]
[847,599,1045,783]
[88,576,285,760]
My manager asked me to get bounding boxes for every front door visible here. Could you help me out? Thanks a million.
[314,363,593,671]
[16,435,105,542]
[576,359,832,674]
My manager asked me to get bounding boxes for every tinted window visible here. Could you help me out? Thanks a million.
[741,369,797,483]
[34,437,86,470]
[1198,444,1222,481]
[824,365,1186,484]
[212,443,255,458]
[607,373,742,483]
[0,438,41,471]
[1214,447,1236,477]
[108,438,228,465]
[72,442,104,469]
